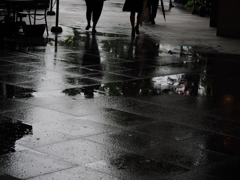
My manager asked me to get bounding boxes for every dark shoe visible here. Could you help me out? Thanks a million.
[85,25,91,30]
[169,3,174,7]
[150,20,155,24]
[92,29,97,34]
[135,27,140,35]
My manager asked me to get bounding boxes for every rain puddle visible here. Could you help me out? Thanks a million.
[0,116,32,154]
[110,153,188,174]
[0,30,240,102]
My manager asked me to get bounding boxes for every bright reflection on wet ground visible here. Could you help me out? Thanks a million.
[1,29,240,180]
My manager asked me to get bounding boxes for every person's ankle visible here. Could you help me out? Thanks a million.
[135,26,140,35]
[85,25,91,30]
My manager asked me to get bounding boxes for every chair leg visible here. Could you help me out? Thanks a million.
[28,10,31,25]
[34,8,36,25]
[45,14,48,36]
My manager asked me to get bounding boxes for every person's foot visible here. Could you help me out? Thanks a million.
[169,3,174,7]
[92,29,97,34]
[85,25,91,30]
[150,19,155,24]
[135,26,140,35]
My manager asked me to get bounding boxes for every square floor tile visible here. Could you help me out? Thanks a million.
[0,149,75,179]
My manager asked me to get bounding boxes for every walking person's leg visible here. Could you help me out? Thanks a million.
[150,0,159,24]
[148,0,153,23]
[130,11,136,36]
[92,0,104,33]
[135,12,141,34]
[85,1,93,30]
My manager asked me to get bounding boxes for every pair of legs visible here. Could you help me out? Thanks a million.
[130,11,141,37]
[148,0,159,24]
[85,1,104,33]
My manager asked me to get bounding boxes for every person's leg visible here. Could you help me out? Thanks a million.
[135,12,141,34]
[92,1,104,33]
[148,0,153,23]
[85,2,93,30]
[130,11,135,36]
[150,0,159,24]
[169,0,174,7]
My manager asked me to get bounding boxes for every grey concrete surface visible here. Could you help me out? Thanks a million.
[1,0,240,180]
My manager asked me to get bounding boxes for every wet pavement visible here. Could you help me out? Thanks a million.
[1,0,240,179]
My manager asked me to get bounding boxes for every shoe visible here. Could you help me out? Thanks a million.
[92,29,97,34]
[135,27,140,35]
[169,3,174,7]
[150,20,155,24]
[85,25,91,30]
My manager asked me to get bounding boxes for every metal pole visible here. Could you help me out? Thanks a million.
[51,0,62,33]
[47,0,55,15]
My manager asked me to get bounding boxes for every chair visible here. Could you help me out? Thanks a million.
[17,0,49,36]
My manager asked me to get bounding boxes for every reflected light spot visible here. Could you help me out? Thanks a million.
[223,95,234,104]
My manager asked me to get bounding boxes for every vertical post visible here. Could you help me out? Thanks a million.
[217,0,240,38]
[209,0,218,27]
[51,0,62,33]
[47,0,55,15]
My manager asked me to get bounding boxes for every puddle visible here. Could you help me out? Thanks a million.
[91,72,206,97]
[1,30,240,105]
[110,154,188,173]
[0,116,32,154]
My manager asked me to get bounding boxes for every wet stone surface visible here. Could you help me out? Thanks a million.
[1,20,240,180]
[26,166,120,180]
[85,130,172,153]
[85,153,189,180]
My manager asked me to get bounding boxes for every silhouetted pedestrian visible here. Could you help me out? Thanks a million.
[123,0,144,37]
[148,0,159,24]
[85,0,106,34]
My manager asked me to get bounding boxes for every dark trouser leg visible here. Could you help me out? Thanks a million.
[148,2,152,22]
[151,0,159,20]
[92,1,104,32]
[86,2,93,28]
[130,11,135,36]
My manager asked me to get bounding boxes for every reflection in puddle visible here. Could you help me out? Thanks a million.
[97,72,205,97]
[110,153,187,173]
[0,28,239,103]
[153,73,201,96]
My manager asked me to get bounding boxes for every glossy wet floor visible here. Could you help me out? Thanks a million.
[1,29,240,180]
[1,0,240,178]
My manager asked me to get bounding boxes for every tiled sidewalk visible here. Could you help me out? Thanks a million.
[1,1,240,180]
